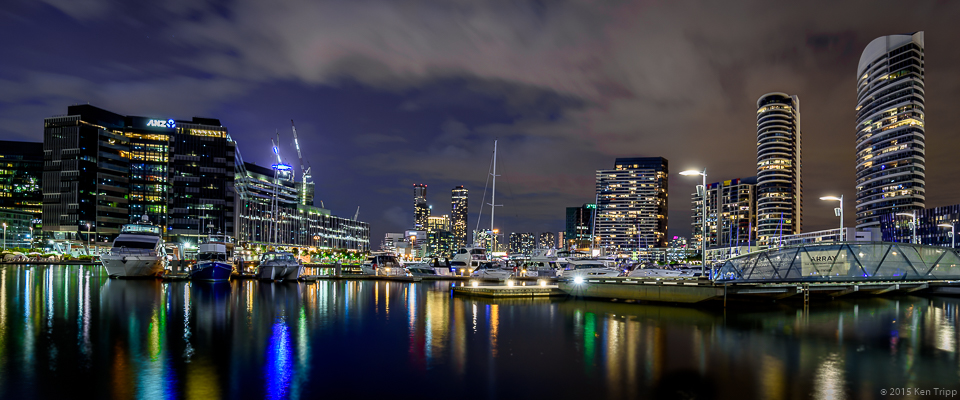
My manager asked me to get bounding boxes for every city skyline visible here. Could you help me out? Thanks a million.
[2,2,960,244]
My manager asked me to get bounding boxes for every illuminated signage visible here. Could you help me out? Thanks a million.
[271,163,293,171]
[146,119,176,129]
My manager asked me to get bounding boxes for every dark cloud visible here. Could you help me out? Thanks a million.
[3,0,960,244]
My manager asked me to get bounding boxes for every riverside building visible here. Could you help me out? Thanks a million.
[538,232,556,249]
[41,104,368,251]
[756,93,802,245]
[0,141,43,218]
[43,105,235,243]
[234,161,369,251]
[855,32,926,229]
[595,157,668,254]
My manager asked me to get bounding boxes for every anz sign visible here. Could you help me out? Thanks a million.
[146,119,176,129]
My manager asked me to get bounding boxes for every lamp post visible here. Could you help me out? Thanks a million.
[86,223,91,255]
[680,169,707,277]
[819,195,844,241]
[896,211,917,244]
[938,223,955,249]
[28,227,33,250]
[2,222,6,251]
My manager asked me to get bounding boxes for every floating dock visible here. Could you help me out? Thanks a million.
[558,277,960,304]
[452,284,566,298]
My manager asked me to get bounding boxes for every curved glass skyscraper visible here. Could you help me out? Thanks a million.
[756,93,802,245]
[855,32,925,229]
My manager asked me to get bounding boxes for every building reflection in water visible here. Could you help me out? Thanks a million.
[0,265,957,399]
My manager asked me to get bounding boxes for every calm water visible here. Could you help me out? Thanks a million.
[0,265,958,399]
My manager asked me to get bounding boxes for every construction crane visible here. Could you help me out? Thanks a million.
[354,206,360,221]
[291,120,314,206]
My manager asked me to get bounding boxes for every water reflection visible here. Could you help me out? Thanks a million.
[0,265,957,399]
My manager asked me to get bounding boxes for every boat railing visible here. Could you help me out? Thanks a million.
[109,248,158,257]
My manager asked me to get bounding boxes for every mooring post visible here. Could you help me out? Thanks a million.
[723,283,727,308]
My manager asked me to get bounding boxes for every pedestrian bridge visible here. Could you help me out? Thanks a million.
[715,242,960,282]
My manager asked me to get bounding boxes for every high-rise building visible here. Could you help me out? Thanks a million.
[0,141,43,218]
[414,184,428,230]
[509,232,536,255]
[43,105,236,243]
[691,177,757,250]
[565,203,595,250]
[451,185,468,249]
[537,232,556,249]
[756,93,802,245]
[855,32,925,229]
[595,157,668,253]
[43,106,130,242]
[426,215,453,257]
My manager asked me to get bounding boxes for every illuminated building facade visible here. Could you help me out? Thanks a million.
[756,93,802,245]
[691,177,757,250]
[451,185,468,249]
[856,32,925,229]
[596,157,669,253]
[43,105,236,243]
[880,203,959,247]
[538,232,556,249]
[0,141,43,218]
[508,232,536,255]
[414,184,429,230]
[235,161,369,251]
[565,203,595,250]
[426,215,453,257]
[43,106,130,242]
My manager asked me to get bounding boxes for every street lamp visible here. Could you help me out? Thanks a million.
[2,222,6,251]
[28,227,33,250]
[819,195,843,242]
[86,223,91,255]
[680,169,707,277]
[896,212,917,244]
[938,223,955,249]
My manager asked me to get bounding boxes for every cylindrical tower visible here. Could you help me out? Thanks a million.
[756,92,802,245]
[855,32,925,229]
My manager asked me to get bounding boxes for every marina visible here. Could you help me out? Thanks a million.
[0,263,959,399]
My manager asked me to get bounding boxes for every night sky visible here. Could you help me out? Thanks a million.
[2,1,959,246]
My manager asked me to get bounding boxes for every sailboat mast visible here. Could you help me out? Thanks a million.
[491,140,497,233]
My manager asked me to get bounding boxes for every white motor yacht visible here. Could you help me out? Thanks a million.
[101,217,167,278]
[560,259,623,279]
[450,245,490,275]
[470,261,513,280]
[256,251,303,281]
[521,248,562,277]
[627,266,694,278]
[360,253,403,275]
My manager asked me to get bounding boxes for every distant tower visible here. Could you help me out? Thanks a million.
[756,92,802,245]
[451,185,468,249]
[855,32,925,229]
[414,184,429,230]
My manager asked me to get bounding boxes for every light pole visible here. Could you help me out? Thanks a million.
[819,195,844,241]
[896,211,917,244]
[28,227,33,250]
[2,222,6,251]
[680,169,707,277]
[86,223,91,255]
[938,223,955,249]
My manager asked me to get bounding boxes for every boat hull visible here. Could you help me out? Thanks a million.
[190,261,234,281]
[257,264,302,281]
[101,255,165,278]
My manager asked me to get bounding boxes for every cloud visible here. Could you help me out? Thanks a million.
[353,133,408,146]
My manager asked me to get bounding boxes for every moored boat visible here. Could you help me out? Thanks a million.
[189,236,235,281]
[256,251,303,281]
[101,217,168,278]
